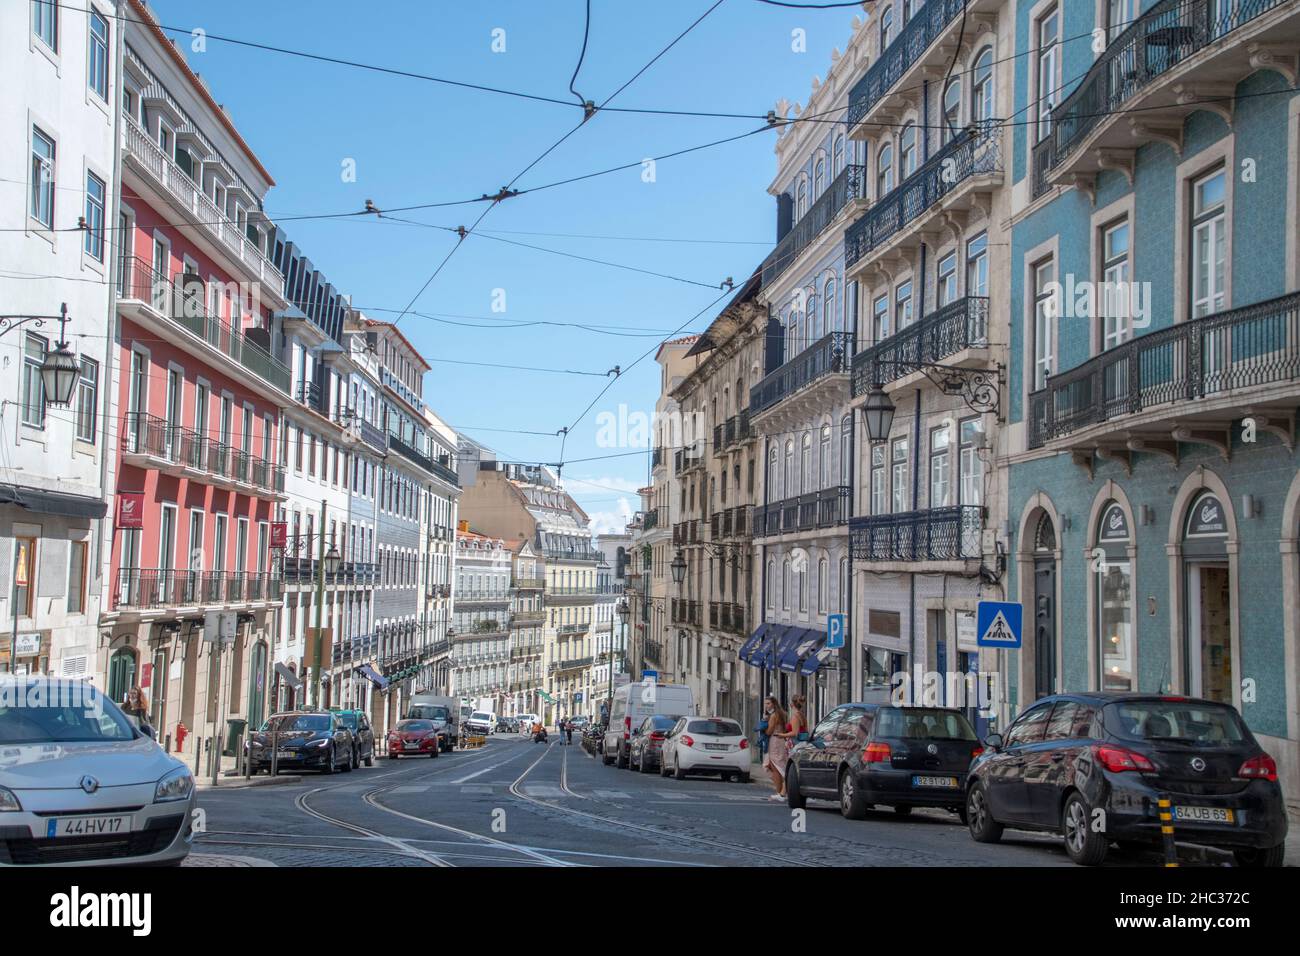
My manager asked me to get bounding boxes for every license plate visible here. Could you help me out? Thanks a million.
[46,814,132,839]
[1174,805,1234,824]
[912,775,958,789]
[404,742,420,750]
[705,743,729,751]
[276,750,296,760]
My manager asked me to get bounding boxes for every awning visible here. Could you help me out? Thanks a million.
[737,623,769,664]
[274,662,303,689]
[354,664,390,690]
[778,629,824,673]
[798,634,832,675]
[754,624,788,669]
[770,627,809,671]
[0,485,106,519]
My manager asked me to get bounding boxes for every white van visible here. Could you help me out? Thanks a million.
[602,682,695,768]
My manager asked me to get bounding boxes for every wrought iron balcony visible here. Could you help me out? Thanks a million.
[847,0,972,131]
[852,296,991,396]
[114,567,281,609]
[1028,291,1300,448]
[850,506,982,562]
[709,601,748,636]
[296,380,323,411]
[511,609,545,626]
[845,120,1001,269]
[1032,0,1295,199]
[750,331,852,416]
[120,412,284,495]
[387,431,433,471]
[754,486,849,537]
[359,419,387,453]
[762,165,868,287]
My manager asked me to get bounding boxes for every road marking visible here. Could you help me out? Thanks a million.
[591,789,630,800]
[656,791,693,800]
[460,784,494,795]
[389,785,430,794]
[452,753,527,784]
[523,785,565,798]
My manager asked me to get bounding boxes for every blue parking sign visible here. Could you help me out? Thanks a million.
[976,601,1022,648]
[826,613,846,649]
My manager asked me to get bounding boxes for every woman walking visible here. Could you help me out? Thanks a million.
[122,686,151,732]
[788,694,810,744]
[761,696,791,800]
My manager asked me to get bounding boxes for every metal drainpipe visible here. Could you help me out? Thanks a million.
[910,389,922,675]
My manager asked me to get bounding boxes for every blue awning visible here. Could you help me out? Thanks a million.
[745,623,785,669]
[778,629,824,672]
[738,623,769,664]
[355,664,390,690]
[798,634,832,675]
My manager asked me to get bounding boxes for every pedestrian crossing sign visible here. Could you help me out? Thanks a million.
[976,601,1022,648]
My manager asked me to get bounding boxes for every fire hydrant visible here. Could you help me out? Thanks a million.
[176,721,189,753]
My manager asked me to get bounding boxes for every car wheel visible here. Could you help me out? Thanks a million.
[893,804,912,817]
[364,752,374,768]
[1062,792,1108,866]
[616,745,629,770]
[785,764,806,810]
[839,768,870,820]
[323,746,336,775]
[966,781,1002,844]
[639,754,654,774]
[738,772,751,784]
[602,751,614,766]
[342,749,354,773]
[673,756,686,781]
[1234,844,1285,868]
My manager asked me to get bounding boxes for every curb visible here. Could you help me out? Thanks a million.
[196,774,302,791]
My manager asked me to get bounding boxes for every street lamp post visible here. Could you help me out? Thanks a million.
[613,597,629,719]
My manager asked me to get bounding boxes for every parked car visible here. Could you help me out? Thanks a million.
[496,717,515,734]
[786,704,980,819]
[0,677,197,866]
[386,719,445,759]
[661,717,751,782]
[329,708,376,767]
[248,711,356,774]
[603,682,695,768]
[965,693,1289,866]
[408,694,457,750]
[465,711,494,736]
[628,715,678,773]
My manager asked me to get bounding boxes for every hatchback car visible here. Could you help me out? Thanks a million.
[661,717,751,781]
[628,715,677,773]
[965,693,1289,866]
[387,719,445,759]
[0,677,197,866]
[247,711,355,774]
[786,704,981,819]
[329,709,375,767]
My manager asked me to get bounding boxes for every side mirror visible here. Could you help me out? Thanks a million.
[983,733,1003,751]
[811,736,826,750]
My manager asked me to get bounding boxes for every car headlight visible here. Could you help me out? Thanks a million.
[154,767,194,803]
[0,786,22,812]
[310,738,331,748]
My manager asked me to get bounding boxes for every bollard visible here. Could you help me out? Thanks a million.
[242,730,250,780]
[193,735,202,776]
[1157,796,1179,867]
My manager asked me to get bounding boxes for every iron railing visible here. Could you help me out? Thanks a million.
[120,412,283,495]
[754,486,849,536]
[359,419,387,453]
[115,568,281,609]
[850,506,982,561]
[750,331,852,415]
[1028,291,1300,447]
[762,165,868,287]
[852,296,990,396]
[845,119,1001,268]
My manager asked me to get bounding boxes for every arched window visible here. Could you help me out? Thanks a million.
[768,445,778,498]
[971,47,994,125]
[900,123,918,178]
[787,307,800,361]
[833,135,845,174]
[877,142,894,197]
[1095,501,1133,692]
[823,276,837,333]
[782,559,791,609]
[820,423,832,488]
[784,440,795,497]
[767,558,776,608]
[942,79,963,144]
[797,562,808,612]
[797,177,808,219]
[817,558,829,613]
[839,557,849,611]
[840,415,852,485]
[880,4,895,48]
[800,433,812,493]
[806,292,820,343]
[814,157,826,196]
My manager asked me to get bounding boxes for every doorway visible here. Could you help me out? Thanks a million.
[1033,557,1056,699]
[1187,563,1232,704]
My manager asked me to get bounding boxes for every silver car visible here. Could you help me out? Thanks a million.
[0,677,197,866]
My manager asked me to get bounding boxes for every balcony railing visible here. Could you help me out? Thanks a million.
[1031,0,1287,198]
[359,420,387,453]
[387,431,434,472]
[848,0,971,129]
[754,486,850,536]
[641,508,661,532]
[850,506,982,562]
[709,601,747,636]
[845,119,1001,269]
[762,165,868,287]
[121,412,284,495]
[115,567,281,609]
[296,380,323,411]
[511,609,545,626]
[118,256,291,393]
[750,331,852,415]
[852,296,990,396]
[1028,291,1300,448]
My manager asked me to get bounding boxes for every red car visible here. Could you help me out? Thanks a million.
[387,719,445,759]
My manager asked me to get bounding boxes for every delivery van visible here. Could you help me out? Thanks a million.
[602,681,695,769]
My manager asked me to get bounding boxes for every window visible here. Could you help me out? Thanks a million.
[890,437,909,513]
[834,135,845,174]
[814,157,826,196]
[84,172,105,261]
[872,294,889,345]
[1036,7,1059,143]
[819,424,832,488]
[797,560,808,613]
[88,11,109,99]
[929,426,951,508]
[30,127,55,228]
[796,177,808,220]
[1005,703,1053,747]
[959,417,984,507]
[1191,168,1227,318]
[67,540,88,614]
[782,559,791,610]
[937,252,958,307]
[971,48,994,124]
[1102,219,1131,349]
[75,357,98,443]
[13,538,36,618]
[966,232,988,299]
[32,0,56,50]
[1108,0,1135,42]
[880,3,895,47]
[22,334,48,427]
[942,80,962,144]
[871,445,886,515]
[894,279,914,332]
[784,440,795,498]
[817,558,828,614]
[1033,257,1056,391]
[800,433,812,494]
[823,277,837,333]
[876,143,893,197]
[767,446,778,501]
[900,124,918,178]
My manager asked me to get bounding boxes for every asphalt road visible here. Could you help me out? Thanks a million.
[189,734,1224,867]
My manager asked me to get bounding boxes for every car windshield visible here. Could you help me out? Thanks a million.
[0,690,137,744]
[875,708,977,741]
[687,719,742,736]
[397,720,434,732]
[334,713,358,730]
[409,705,449,721]
[644,716,677,732]
[266,715,331,732]
[471,712,491,722]
[1103,700,1247,747]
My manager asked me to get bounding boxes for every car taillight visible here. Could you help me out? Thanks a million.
[739,738,748,750]
[682,735,695,748]
[650,732,665,740]
[1094,744,1155,773]
[1237,754,1278,782]
[970,747,984,759]
[862,742,891,764]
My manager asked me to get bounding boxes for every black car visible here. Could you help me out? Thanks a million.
[628,715,677,773]
[496,717,516,734]
[330,709,376,767]
[965,693,1288,867]
[786,704,981,819]
[247,711,356,775]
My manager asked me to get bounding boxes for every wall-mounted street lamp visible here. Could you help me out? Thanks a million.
[861,361,1004,443]
[670,549,687,585]
[1,304,80,407]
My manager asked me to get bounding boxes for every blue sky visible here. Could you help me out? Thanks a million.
[150,0,858,531]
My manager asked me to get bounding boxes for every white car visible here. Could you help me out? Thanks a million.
[0,677,197,866]
[465,711,494,735]
[660,716,752,782]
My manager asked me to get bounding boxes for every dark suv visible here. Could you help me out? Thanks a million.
[329,709,375,767]
[786,703,982,819]
[965,693,1288,866]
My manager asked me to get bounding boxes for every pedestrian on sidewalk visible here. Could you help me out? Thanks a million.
[123,686,152,734]
[788,694,810,744]
[762,696,790,800]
